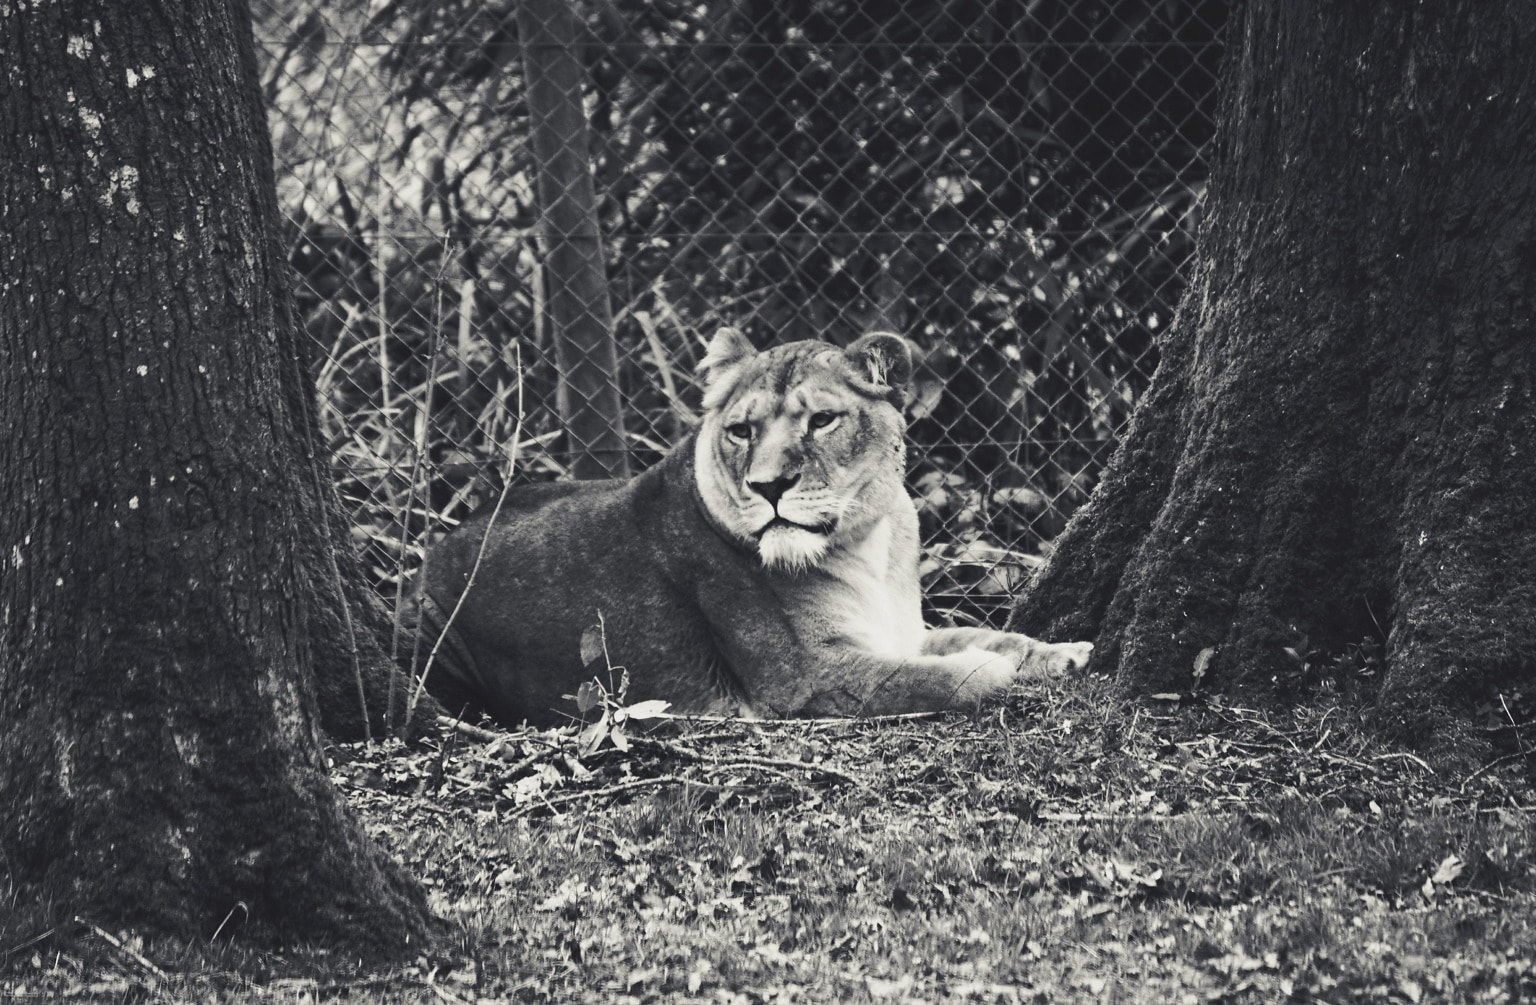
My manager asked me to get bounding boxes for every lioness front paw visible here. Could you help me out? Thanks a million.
[1034,639,1093,678]
[982,634,1092,680]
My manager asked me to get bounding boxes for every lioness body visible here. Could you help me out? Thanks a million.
[411,332,1090,727]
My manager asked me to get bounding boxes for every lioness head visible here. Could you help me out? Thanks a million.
[693,329,913,572]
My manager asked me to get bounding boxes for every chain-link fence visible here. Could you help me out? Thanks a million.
[253,0,1226,627]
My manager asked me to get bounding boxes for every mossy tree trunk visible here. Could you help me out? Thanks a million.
[0,0,435,950]
[1014,3,1536,758]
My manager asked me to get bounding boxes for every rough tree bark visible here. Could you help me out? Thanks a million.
[1015,3,1536,759]
[0,0,435,949]
[517,0,631,479]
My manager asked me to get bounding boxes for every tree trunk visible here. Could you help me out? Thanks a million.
[517,0,631,479]
[1014,4,1536,760]
[0,0,435,950]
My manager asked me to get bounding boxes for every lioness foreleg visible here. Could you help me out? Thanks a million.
[923,627,1092,681]
[748,646,1033,717]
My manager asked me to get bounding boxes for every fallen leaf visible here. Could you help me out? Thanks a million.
[621,699,673,720]
[1431,854,1464,885]
[534,879,586,913]
[865,974,915,999]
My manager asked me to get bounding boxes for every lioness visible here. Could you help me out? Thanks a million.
[409,329,1091,726]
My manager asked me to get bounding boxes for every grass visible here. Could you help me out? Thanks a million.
[3,675,1534,1003]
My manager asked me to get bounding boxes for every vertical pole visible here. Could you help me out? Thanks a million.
[516,0,630,479]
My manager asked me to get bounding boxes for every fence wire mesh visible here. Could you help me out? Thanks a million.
[254,0,1227,627]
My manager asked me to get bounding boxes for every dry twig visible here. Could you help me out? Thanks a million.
[76,918,168,983]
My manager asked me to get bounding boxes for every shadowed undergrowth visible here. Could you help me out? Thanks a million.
[3,676,1534,1003]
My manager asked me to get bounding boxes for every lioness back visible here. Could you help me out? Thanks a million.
[409,330,1091,727]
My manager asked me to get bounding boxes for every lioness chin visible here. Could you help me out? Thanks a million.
[408,328,1092,727]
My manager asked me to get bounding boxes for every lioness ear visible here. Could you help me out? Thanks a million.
[700,326,756,373]
[698,327,757,409]
[845,332,913,403]
[700,327,755,379]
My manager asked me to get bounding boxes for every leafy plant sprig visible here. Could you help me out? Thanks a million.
[565,618,672,755]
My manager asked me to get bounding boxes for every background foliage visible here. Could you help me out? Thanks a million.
[253,0,1226,624]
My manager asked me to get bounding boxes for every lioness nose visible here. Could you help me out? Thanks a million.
[747,473,800,506]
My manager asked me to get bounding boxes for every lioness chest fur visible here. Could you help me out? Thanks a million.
[409,330,1091,727]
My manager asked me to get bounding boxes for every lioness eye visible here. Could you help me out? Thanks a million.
[726,422,752,442]
[809,411,839,431]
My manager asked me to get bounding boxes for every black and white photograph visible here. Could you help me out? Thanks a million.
[2,1,1533,1001]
